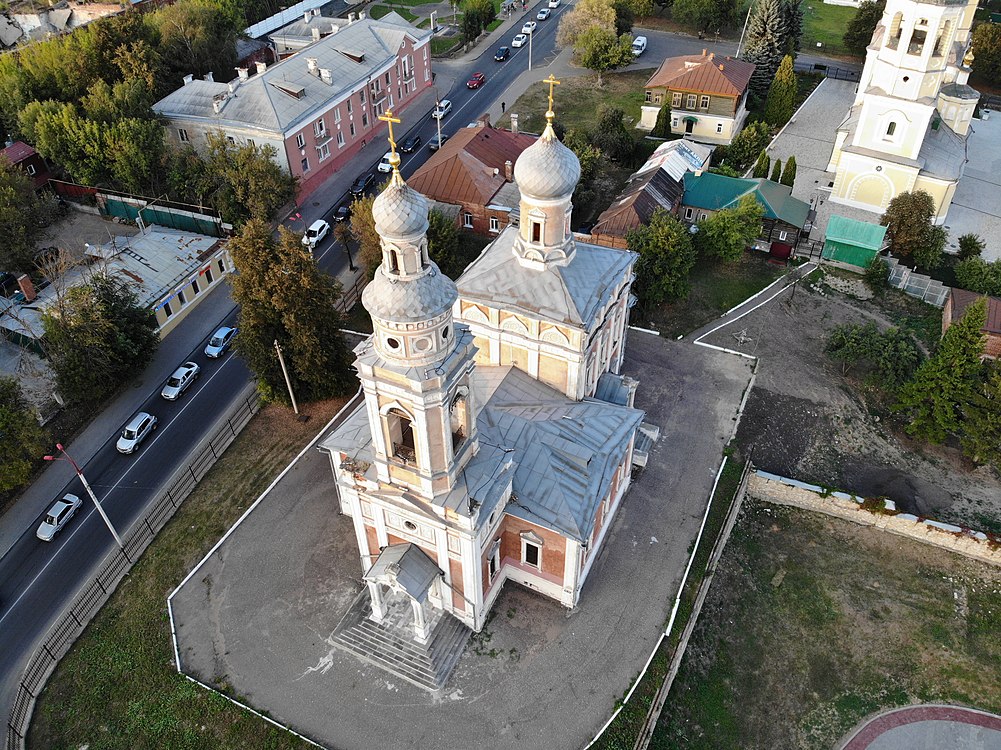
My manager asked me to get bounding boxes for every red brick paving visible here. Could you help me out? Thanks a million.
[841,705,1001,750]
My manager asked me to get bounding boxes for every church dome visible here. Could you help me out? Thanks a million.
[514,126,581,200]
[372,180,429,238]
[362,264,457,324]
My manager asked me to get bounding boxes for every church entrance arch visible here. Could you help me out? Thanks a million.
[847,173,894,211]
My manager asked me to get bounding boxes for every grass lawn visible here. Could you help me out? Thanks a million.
[369,3,418,21]
[643,253,784,339]
[431,35,462,55]
[652,500,1001,749]
[801,2,861,59]
[29,397,350,750]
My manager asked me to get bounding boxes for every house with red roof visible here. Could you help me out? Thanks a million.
[1,141,51,191]
[407,116,537,236]
[639,50,755,145]
[943,289,1001,359]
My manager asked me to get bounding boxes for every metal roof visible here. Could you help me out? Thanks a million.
[645,52,755,97]
[949,289,1001,335]
[682,172,810,228]
[364,543,442,602]
[824,215,887,251]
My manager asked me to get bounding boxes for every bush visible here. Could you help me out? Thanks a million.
[958,233,985,261]
[863,255,890,294]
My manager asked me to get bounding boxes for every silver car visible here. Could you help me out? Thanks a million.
[116,411,157,454]
[204,326,237,358]
[161,361,200,401]
[37,494,82,542]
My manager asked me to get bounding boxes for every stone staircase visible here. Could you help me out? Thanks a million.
[331,588,472,692]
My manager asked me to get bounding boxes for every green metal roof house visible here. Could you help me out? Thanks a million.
[821,215,887,268]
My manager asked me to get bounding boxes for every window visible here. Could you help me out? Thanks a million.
[908,28,927,55]
[334,107,341,124]
[204,267,214,284]
[686,94,697,109]
[885,121,897,139]
[532,222,541,243]
[463,212,474,228]
[423,47,428,61]
[317,142,330,161]
[362,112,368,128]
[314,119,325,137]
[489,217,500,233]
[295,133,305,149]
[672,118,679,127]
[671,92,682,107]
[178,128,189,142]
[424,68,430,82]
[247,138,255,147]
[177,290,187,305]
[488,547,499,580]
[162,300,173,317]
[301,156,309,172]
[360,89,366,105]
[387,408,416,463]
[779,230,789,242]
[684,207,694,220]
[350,123,356,137]
[337,131,345,148]
[347,99,353,114]
[385,71,391,84]
[450,392,468,450]
[644,91,652,102]
[654,94,662,104]
[699,212,707,221]
[226,135,236,144]
[26,164,36,176]
[716,122,724,134]
[372,78,381,94]
[521,533,541,568]
[217,259,226,275]
[700,95,710,109]
[888,12,903,49]
[191,278,200,294]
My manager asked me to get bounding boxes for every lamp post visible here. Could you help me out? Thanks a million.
[528,29,533,71]
[434,89,443,148]
[274,340,300,415]
[44,443,124,550]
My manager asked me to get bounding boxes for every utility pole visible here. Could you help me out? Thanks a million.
[44,444,125,550]
[274,340,300,415]
[528,29,533,71]
[736,0,754,57]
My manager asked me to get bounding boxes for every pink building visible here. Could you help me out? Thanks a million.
[152,12,432,202]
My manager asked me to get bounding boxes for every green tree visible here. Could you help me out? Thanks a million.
[563,128,604,187]
[971,21,1001,87]
[779,155,796,186]
[461,0,495,42]
[894,297,987,443]
[826,321,922,387]
[960,360,1001,470]
[769,158,782,182]
[954,257,1001,297]
[0,159,44,274]
[557,0,617,47]
[843,0,885,57]
[150,0,240,83]
[350,193,382,279]
[874,327,923,388]
[229,220,352,404]
[695,194,764,261]
[862,254,890,295]
[957,233,985,261]
[781,0,803,55]
[741,0,788,100]
[724,120,771,172]
[751,149,770,178]
[427,209,464,278]
[880,189,935,258]
[912,224,945,272]
[574,26,635,86]
[826,321,882,376]
[710,164,742,177]
[590,105,634,161]
[626,208,697,307]
[0,378,47,494]
[764,55,798,125]
[651,99,673,138]
[42,272,160,405]
[671,0,741,33]
[203,133,297,224]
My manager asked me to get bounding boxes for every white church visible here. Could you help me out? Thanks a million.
[319,79,656,690]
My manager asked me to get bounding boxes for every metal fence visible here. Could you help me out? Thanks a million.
[5,388,262,750]
[793,62,861,82]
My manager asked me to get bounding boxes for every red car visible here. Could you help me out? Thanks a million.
[466,72,486,89]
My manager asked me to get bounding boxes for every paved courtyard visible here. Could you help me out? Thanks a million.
[765,78,1001,261]
[169,330,753,750]
[839,705,1001,750]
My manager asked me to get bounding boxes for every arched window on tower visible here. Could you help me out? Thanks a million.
[888,13,903,49]
[386,408,417,463]
[885,121,897,138]
[389,250,400,274]
[532,221,542,243]
[449,392,468,451]
[933,20,951,57]
[908,27,927,56]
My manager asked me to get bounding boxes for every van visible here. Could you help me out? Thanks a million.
[631,36,647,56]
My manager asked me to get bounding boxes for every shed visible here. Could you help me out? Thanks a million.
[822,215,887,268]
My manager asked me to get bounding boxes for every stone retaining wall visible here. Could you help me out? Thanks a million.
[749,471,1001,567]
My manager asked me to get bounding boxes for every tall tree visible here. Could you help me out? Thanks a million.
[651,99,673,138]
[627,208,697,307]
[955,257,1001,297]
[350,193,383,280]
[724,120,771,172]
[957,233,985,261]
[0,378,47,494]
[764,54,798,125]
[781,0,803,55]
[695,194,764,261]
[780,155,796,186]
[0,159,44,274]
[671,0,741,33]
[557,0,617,47]
[573,26,635,86]
[426,209,464,279]
[960,360,1001,471]
[971,21,1001,87]
[894,297,987,443]
[843,0,885,57]
[203,133,297,224]
[770,158,782,182]
[880,189,935,259]
[150,0,239,83]
[590,105,634,161]
[741,0,788,100]
[229,220,352,404]
[912,224,945,273]
[752,149,770,178]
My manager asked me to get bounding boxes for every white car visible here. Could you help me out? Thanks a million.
[431,99,452,119]
[512,33,528,47]
[377,151,395,173]
[631,35,647,55]
[521,20,537,34]
[302,219,330,250]
[536,7,551,19]
[204,326,237,358]
[548,0,560,7]
[116,411,157,455]
[161,361,200,401]
[37,494,82,542]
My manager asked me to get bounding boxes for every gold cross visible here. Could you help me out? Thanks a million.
[543,74,560,123]
[378,108,402,176]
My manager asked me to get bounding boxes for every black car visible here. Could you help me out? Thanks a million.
[349,172,375,196]
[333,203,352,222]
[400,134,423,153]
[494,46,510,61]
[428,134,450,151]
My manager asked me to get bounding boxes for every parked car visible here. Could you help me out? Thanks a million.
[400,134,423,153]
[494,46,510,61]
[377,151,395,173]
[631,35,647,55]
[161,361,200,401]
[521,20,537,34]
[333,202,352,223]
[36,494,82,542]
[432,99,453,119]
[428,133,450,151]
[548,0,560,7]
[512,33,528,47]
[116,411,157,455]
[204,326,237,358]
[349,172,375,196]
[302,219,330,250]
[466,72,486,89]
[536,7,551,19]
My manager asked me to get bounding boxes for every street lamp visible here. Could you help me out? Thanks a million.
[44,443,124,550]
[528,29,533,71]
[434,88,443,149]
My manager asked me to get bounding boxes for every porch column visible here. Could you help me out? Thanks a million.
[368,581,387,623]
[411,597,431,644]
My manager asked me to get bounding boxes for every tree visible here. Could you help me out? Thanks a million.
[150,0,239,83]
[0,378,47,494]
[0,159,44,274]
[563,127,604,188]
[42,271,160,405]
[557,0,617,47]
[764,55,798,126]
[461,0,495,42]
[574,26,635,86]
[912,224,945,272]
[880,189,935,258]
[781,0,803,55]
[826,321,882,376]
[894,297,987,443]
[723,120,771,172]
[651,100,673,138]
[954,257,1001,297]
[203,133,297,224]
[741,0,788,100]
[590,105,634,161]
[958,233,985,261]
[862,254,890,294]
[779,155,796,187]
[627,208,697,307]
[427,209,464,279]
[350,193,382,279]
[960,360,1001,470]
[843,0,885,57]
[671,0,741,34]
[769,158,782,182]
[695,194,764,261]
[751,149,770,178]
[826,321,922,387]
[229,220,352,404]
[971,21,1001,87]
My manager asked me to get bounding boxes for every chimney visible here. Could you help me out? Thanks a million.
[17,274,36,303]
[329,23,339,34]
[478,112,490,128]
[320,68,333,85]
[312,7,320,15]
[304,11,311,23]
[204,71,214,82]
[183,73,194,85]
[348,12,356,22]
[708,52,714,60]
[719,63,724,71]
[702,48,706,56]
[212,97,225,114]
[504,159,513,180]
[255,61,267,74]
[312,27,321,41]
[306,57,319,75]
[510,113,518,133]
[359,11,366,19]
[227,81,237,93]
[236,67,249,80]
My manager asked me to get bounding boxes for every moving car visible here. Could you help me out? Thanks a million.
[494,46,510,61]
[548,0,560,7]
[512,33,528,47]
[466,72,486,89]
[377,151,396,173]
[521,20,537,34]
[631,35,647,55]
[428,133,450,151]
[349,172,375,196]
[116,411,157,455]
[302,219,330,250]
[333,203,352,223]
[537,7,551,19]
[431,99,452,119]
[400,134,423,152]
[204,326,237,358]
[161,361,200,401]
[37,494,82,542]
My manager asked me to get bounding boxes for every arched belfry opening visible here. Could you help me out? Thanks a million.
[450,392,469,450]
[387,407,417,463]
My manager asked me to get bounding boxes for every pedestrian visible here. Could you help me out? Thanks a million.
[501,101,506,113]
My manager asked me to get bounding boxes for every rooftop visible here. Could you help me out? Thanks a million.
[949,289,1001,335]
[645,51,755,97]
[682,172,811,228]
[824,215,887,251]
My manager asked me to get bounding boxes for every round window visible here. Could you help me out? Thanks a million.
[386,337,401,350]
[404,520,417,531]
[414,337,431,351]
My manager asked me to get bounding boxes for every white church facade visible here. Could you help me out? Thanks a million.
[826,0,979,222]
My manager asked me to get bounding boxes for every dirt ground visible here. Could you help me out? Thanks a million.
[702,268,1001,530]
[35,208,138,257]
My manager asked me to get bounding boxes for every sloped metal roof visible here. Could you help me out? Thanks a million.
[824,215,887,251]
[645,52,755,97]
[949,289,1001,334]
[682,172,810,228]
[364,543,442,602]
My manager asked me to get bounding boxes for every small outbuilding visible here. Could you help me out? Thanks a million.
[943,288,1001,359]
[821,215,887,269]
